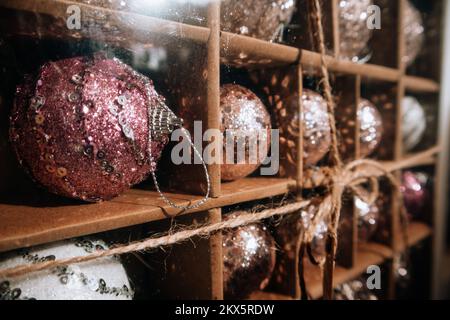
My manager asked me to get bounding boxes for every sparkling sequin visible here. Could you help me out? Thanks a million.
[56,167,68,178]
[67,92,81,102]
[71,74,83,84]
[30,96,45,110]
[35,114,45,125]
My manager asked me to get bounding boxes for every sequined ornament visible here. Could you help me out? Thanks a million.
[402,96,426,152]
[401,171,429,220]
[221,0,296,42]
[0,238,133,300]
[220,84,271,181]
[403,0,425,66]
[9,55,181,202]
[284,89,332,167]
[355,196,380,242]
[222,214,276,299]
[339,0,374,62]
[358,99,383,158]
[334,278,378,300]
[300,204,327,259]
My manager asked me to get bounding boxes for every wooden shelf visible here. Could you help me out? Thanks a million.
[0,0,442,92]
[305,222,432,300]
[404,76,440,93]
[0,177,296,253]
[247,291,294,301]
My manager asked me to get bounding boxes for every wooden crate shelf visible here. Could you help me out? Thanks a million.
[0,177,296,253]
[0,0,444,301]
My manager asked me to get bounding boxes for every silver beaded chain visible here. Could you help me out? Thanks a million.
[113,58,211,211]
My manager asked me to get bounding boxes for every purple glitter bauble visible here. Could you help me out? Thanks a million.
[401,171,429,220]
[10,56,168,202]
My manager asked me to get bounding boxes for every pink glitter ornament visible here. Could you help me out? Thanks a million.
[401,171,429,220]
[10,55,181,202]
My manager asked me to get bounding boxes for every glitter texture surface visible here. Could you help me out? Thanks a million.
[0,238,133,300]
[339,0,373,62]
[222,214,276,300]
[355,196,380,242]
[401,171,429,220]
[403,0,425,66]
[285,89,332,167]
[10,55,167,202]
[402,96,426,152]
[358,99,383,158]
[220,84,271,181]
[221,0,296,42]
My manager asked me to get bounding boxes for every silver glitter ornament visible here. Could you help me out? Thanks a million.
[358,99,383,158]
[0,239,133,300]
[222,214,276,299]
[339,0,373,62]
[403,0,425,66]
[221,0,296,42]
[402,96,426,152]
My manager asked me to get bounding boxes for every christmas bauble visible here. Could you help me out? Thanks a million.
[334,279,378,300]
[358,99,383,158]
[221,0,296,42]
[10,55,173,202]
[355,196,380,242]
[403,0,425,66]
[222,214,276,299]
[284,89,331,167]
[220,84,271,181]
[401,171,429,220]
[300,204,327,258]
[0,238,133,300]
[402,96,426,152]
[338,0,373,62]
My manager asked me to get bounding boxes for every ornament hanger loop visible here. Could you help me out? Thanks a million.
[149,102,211,212]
